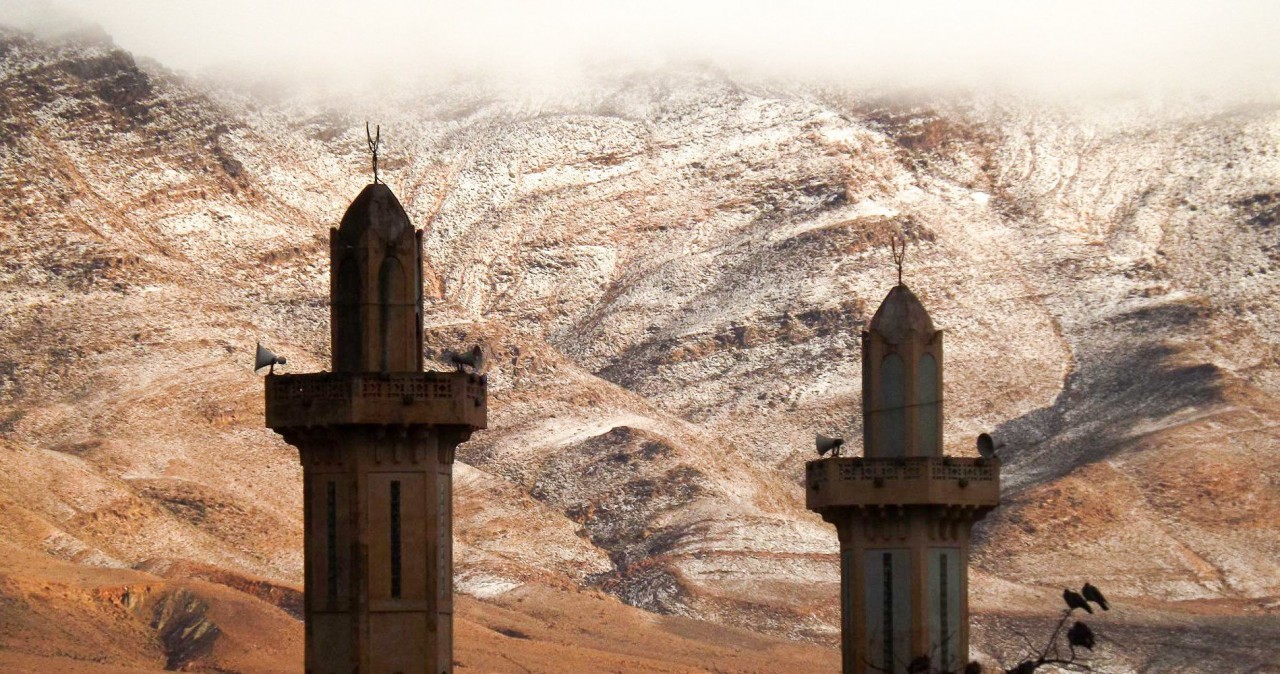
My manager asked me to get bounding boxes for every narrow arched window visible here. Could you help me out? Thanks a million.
[415,235,424,370]
[879,353,906,457]
[917,353,941,456]
[378,255,406,372]
[390,480,402,598]
[333,257,361,371]
[326,480,338,607]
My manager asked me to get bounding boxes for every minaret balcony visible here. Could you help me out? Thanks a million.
[265,371,486,430]
[805,456,999,511]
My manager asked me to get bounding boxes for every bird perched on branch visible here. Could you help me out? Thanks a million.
[1063,588,1093,614]
[907,655,932,673]
[1008,661,1036,674]
[1067,621,1096,650]
[1082,582,1109,611]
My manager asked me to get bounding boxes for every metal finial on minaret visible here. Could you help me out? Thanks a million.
[890,234,906,285]
[366,121,381,184]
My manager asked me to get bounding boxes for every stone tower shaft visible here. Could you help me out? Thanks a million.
[266,183,485,674]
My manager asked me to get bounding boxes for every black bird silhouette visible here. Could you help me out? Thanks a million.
[1067,620,1096,650]
[907,655,932,673]
[1063,588,1093,614]
[964,662,983,674]
[1008,661,1037,674]
[1081,582,1109,611]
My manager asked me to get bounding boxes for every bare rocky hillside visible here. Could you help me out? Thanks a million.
[1,24,1278,672]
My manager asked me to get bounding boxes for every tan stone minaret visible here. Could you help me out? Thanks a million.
[266,183,486,674]
[807,284,999,674]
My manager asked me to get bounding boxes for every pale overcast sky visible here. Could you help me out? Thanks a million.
[3,0,1279,98]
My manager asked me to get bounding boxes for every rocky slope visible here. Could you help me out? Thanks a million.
[1,24,1279,672]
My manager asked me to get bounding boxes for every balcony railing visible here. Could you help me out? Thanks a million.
[265,371,486,429]
[806,456,999,510]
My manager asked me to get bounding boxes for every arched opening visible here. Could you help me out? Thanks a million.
[378,255,406,372]
[415,234,424,371]
[879,353,906,457]
[333,257,361,371]
[916,352,941,456]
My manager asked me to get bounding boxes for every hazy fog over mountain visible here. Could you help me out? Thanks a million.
[6,0,1280,99]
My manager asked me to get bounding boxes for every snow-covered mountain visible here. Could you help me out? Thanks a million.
[1,24,1278,672]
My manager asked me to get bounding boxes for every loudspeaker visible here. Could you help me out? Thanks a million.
[976,432,1004,460]
[446,345,488,375]
[816,433,844,457]
[254,342,286,374]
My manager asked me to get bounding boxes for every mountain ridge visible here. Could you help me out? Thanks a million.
[1,24,1279,671]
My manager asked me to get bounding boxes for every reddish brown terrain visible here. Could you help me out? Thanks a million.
[1,21,1279,672]
[0,540,834,673]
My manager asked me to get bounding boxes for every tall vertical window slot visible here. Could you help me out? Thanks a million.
[415,233,424,370]
[438,473,450,604]
[879,354,906,457]
[916,353,941,455]
[865,549,911,673]
[333,259,361,371]
[326,481,337,606]
[390,480,402,598]
[939,553,950,667]
[881,553,895,669]
[378,256,405,372]
[840,549,853,630]
[840,549,855,665]
[928,548,962,672]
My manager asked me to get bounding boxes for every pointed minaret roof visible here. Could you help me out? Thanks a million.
[330,182,423,373]
[337,182,411,243]
[868,284,935,345]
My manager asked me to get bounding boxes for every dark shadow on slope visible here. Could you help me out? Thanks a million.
[594,299,869,394]
[135,558,304,621]
[120,587,221,671]
[992,300,1224,494]
[525,426,708,614]
[1236,190,1280,231]
[591,558,693,616]
[591,216,929,397]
